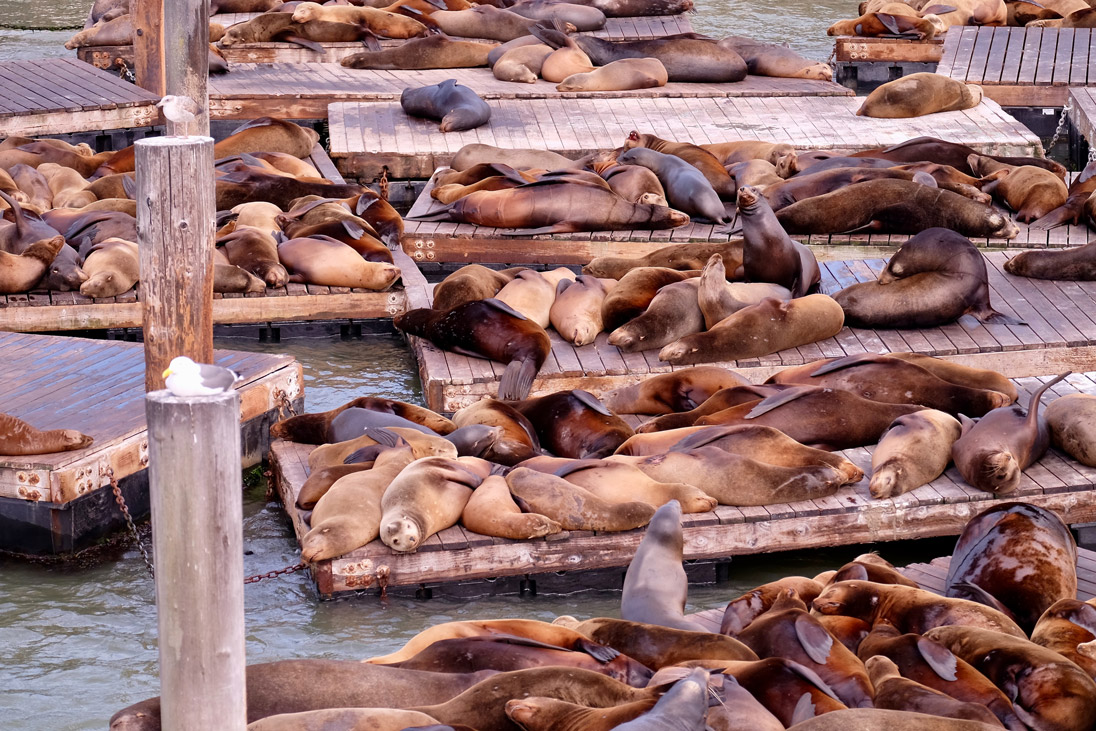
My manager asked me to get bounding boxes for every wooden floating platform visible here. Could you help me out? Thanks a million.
[0,58,159,137]
[406,253,1096,412]
[400,169,1092,267]
[270,373,1096,597]
[208,64,851,123]
[834,36,944,64]
[0,331,303,555]
[1067,87,1096,152]
[0,145,414,333]
[329,94,1039,180]
[937,26,1096,107]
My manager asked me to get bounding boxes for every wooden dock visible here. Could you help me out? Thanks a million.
[329,95,1040,179]
[834,36,944,64]
[0,331,302,555]
[937,26,1096,106]
[1067,87,1096,153]
[404,252,1096,412]
[0,58,159,137]
[269,373,1096,597]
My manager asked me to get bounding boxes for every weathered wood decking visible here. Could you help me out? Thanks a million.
[1068,87,1096,152]
[329,95,1040,179]
[270,373,1096,596]
[0,331,302,554]
[0,146,413,333]
[0,58,159,137]
[938,26,1095,106]
[834,36,944,64]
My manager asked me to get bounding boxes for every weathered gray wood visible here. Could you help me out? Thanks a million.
[137,137,215,391]
[147,390,246,730]
[164,0,210,135]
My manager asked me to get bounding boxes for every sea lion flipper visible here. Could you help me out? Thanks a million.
[555,278,573,296]
[668,427,733,453]
[499,358,537,401]
[573,388,613,417]
[790,693,817,726]
[1024,371,1070,426]
[921,4,957,13]
[365,426,402,447]
[974,308,1024,326]
[279,34,325,53]
[793,614,833,664]
[359,29,382,52]
[341,218,366,240]
[483,297,529,321]
[575,637,621,663]
[744,386,815,419]
[809,353,893,376]
[553,458,602,478]
[915,637,958,681]
[121,174,137,199]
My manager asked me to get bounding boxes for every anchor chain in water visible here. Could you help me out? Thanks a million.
[0,23,84,30]
[109,468,155,579]
[1047,100,1073,152]
[244,562,308,584]
[379,167,390,202]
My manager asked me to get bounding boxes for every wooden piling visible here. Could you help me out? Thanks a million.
[146,389,246,731]
[132,0,165,95]
[137,136,215,392]
[164,0,211,135]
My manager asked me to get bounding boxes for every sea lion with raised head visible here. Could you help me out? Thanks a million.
[869,410,962,498]
[601,366,750,415]
[737,185,820,297]
[400,79,491,132]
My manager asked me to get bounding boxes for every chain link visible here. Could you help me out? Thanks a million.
[379,167,390,202]
[244,561,308,584]
[1047,99,1072,152]
[273,388,298,420]
[109,468,155,579]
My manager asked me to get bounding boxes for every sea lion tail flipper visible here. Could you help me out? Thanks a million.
[499,358,537,401]
[484,297,529,321]
[120,173,136,199]
[744,386,816,419]
[406,201,457,221]
[572,388,614,416]
[529,21,568,48]
[555,278,573,296]
[280,34,326,53]
[575,637,621,662]
[790,693,817,726]
[357,28,382,51]
[0,190,26,238]
[957,413,976,434]
[974,307,1024,327]
[1027,205,1074,230]
[489,462,512,477]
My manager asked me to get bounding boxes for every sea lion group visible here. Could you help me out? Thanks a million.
[111,500,1095,731]
[827,0,1083,41]
[0,119,402,296]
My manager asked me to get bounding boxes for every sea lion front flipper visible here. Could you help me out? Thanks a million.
[668,426,741,453]
[278,34,325,53]
[794,614,833,664]
[744,386,817,419]
[920,4,957,13]
[553,458,603,478]
[573,388,613,417]
[809,353,894,376]
[499,358,537,400]
[790,693,817,726]
[341,218,366,240]
[971,306,1024,327]
[358,29,382,52]
[483,297,530,321]
[916,637,959,681]
[121,174,137,199]
[575,637,621,662]
[949,580,1017,621]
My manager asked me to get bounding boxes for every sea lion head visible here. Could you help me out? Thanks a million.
[868,463,901,499]
[381,516,423,552]
[812,580,881,620]
[505,698,548,728]
[300,523,339,563]
[623,130,645,150]
[637,192,668,207]
[736,185,760,210]
[79,270,120,298]
[987,211,1020,239]
[291,1,322,22]
[974,449,1020,493]
[44,259,89,291]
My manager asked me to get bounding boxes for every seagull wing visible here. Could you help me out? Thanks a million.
[197,363,242,391]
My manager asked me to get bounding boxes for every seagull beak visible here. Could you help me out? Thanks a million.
[162,368,173,378]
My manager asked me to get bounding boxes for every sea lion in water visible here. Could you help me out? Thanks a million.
[869,410,962,499]
[512,389,633,458]
[945,502,1078,633]
[395,298,550,400]
[856,73,983,118]
[583,240,743,280]
[951,372,1068,495]
[967,154,1068,224]
[0,412,93,455]
[1004,241,1096,281]
[865,655,1006,727]
[505,466,656,531]
[400,79,491,132]
[608,279,703,353]
[549,275,611,346]
[617,147,729,223]
[460,474,561,539]
[1046,393,1096,466]
[565,34,747,83]
[379,456,490,552]
[341,35,496,69]
[623,131,737,201]
[737,185,820,297]
[775,179,1020,239]
[601,366,750,415]
[658,295,845,367]
[833,228,1018,328]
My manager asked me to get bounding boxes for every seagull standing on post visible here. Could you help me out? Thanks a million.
[162,356,242,397]
[156,95,202,137]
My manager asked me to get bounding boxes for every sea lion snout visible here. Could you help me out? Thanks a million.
[869,465,900,499]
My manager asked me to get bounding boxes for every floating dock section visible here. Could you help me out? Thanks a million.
[270,373,1096,597]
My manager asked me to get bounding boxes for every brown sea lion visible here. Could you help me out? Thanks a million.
[849,136,1066,178]
[827,10,943,40]
[702,141,796,171]
[509,0,607,30]
[449,144,575,172]
[504,696,655,731]
[883,353,1017,402]
[634,384,788,432]
[1045,393,1096,466]
[65,13,134,49]
[857,73,983,118]
[217,227,288,288]
[870,410,962,499]
[379,456,489,551]
[549,275,611,346]
[564,34,747,83]
[865,656,1006,727]
[563,616,757,668]
[816,615,872,654]
[37,163,95,209]
[893,162,993,203]
[295,464,368,510]
[290,2,430,37]
[590,152,667,205]
[430,5,547,41]
[1004,242,1096,281]
[1030,598,1096,680]
[787,708,1003,730]
[79,237,139,298]
[617,147,729,223]
[451,399,541,465]
[608,279,703,352]
[342,34,495,69]
[1027,161,1096,229]
[713,656,849,726]
[583,240,743,280]
[737,185,820,297]
[726,159,784,188]
[718,35,833,80]
[219,13,381,48]
[505,466,655,531]
[0,412,93,455]
[658,295,845,367]
[556,57,668,92]
[763,167,935,212]
[601,366,750,415]
[926,625,1096,731]
[271,397,454,443]
[395,298,550,400]
[401,80,491,133]
[460,474,561,539]
[968,154,1068,224]
[945,502,1077,633]
[813,581,1026,637]
[530,22,596,82]
[719,576,826,635]
[278,236,400,289]
[431,264,523,311]
[307,427,457,472]
[600,267,699,330]
[512,389,633,458]
[245,708,444,731]
[492,43,552,83]
[951,373,1068,495]
[623,131,737,201]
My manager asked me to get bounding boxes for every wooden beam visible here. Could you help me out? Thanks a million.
[132,0,165,95]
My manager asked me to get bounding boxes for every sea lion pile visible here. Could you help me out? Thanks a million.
[0,118,403,296]
[110,499,1096,731]
[826,0,1088,41]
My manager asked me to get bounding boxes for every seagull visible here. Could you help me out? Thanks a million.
[162,356,242,397]
[156,95,202,137]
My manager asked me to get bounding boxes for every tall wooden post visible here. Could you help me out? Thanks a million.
[134,0,210,136]
[137,137,215,392]
[146,390,247,731]
[133,0,165,95]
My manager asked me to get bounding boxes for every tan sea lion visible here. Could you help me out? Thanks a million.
[718,35,833,80]
[37,163,95,209]
[277,236,401,289]
[787,708,1003,730]
[719,575,826,635]
[608,279,703,353]
[290,2,430,37]
[218,13,380,49]
[601,366,750,415]
[583,240,742,279]
[493,268,555,328]
[563,33,747,83]
[592,153,668,206]
[951,373,1068,495]
[214,262,267,294]
[697,252,791,328]
[342,35,496,69]
[245,708,443,731]
[865,656,1007,728]
[492,43,552,83]
[658,295,845,366]
[870,410,962,499]
[65,13,134,49]
[1045,393,1096,466]
[857,73,983,118]
[634,383,786,433]
[826,554,919,588]
[726,159,784,188]
[505,696,656,731]
[565,617,757,669]
[307,427,458,471]
[79,237,138,298]
[601,267,699,331]
[531,22,596,82]
[968,154,1068,224]
[0,412,93,455]
[556,57,668,92]
[460,474,561,539]
[379,456,490,552]
[295,464,368,510]
[505,466,655,531]
[449,144,575,172]
[549,275,610,346]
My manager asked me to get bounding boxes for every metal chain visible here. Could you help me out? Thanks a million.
[379,167,390,202]
[273,388,298,419]
[244,562,308,584]
[0,22,84,30]
[1047,100,1073,151]
[116,57,135,84]
[109,468,155,579]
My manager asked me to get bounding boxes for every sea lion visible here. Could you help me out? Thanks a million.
[592,153,668,205]
[618,147,729,223]
[658,295,845,367]
[556,57,668,92]
[737,185,820,297]
[245,708,444,731]
[702,141,796,171]
[430,5,547,40]
[341,35,495,69]
[217,227,288,288]
[327,407,442,442]
[460,474,561,539]
[530,22,596,82]
[623,131,737,201]
[0,412,93,455]
[37,163,95,209]
[379,456,489,552]
[512,389,633,458]
[762,167,931,212]
[1027,161,1096,229]
[299,446,415,561]
[1031,599,1096,679]
[968,154,1068,224]
[894,162,993,203]
[564,0,693,16]
[306,427,459,472]
[614,667,709,730]
[295,464,369,510]
[400,80,491,133]
[565,34,747,83]
[505,696,656,731]
[509,0,607,30]
[849,136,1065,178]
[785,708,1003,730]
[719,576,827,635]
[726,159,784,188]
[925,625,1096,731]
[449,144,575,172]
[812,581,1026,637]
[79,237,139,298]
[1004,242,1096,281]
[718,35,833,80]
[601,366,750,415]
[833,228,1018,328]
[870,410,962,498]
[865,656,1006,727]
[951,372,1068,495]
[583,240,743,280]
[608,279,703,352]
[278,236,401,289]
[827,8,944,40]
[271,396,455,443]
[564,616,757,668]
[219,13,380,49]
[827,554,919,588]
[945,502,1078,633]
[65,13,134,49]
[775,179,1019,239]
[451,399,541,465]
[505,466,655,531]
[1045,393,1096,466]
[493,269,555,328]
[600,267,699,331]
[290,2,430,37]
[395,298,550,400]
[214,262,266,295]
[633,383,787,432]
[857,73,983,118]
[431,264,523,311]
[883,353,1017,402]
[549,275,610,346]
[708,656,848,726]
[492,43,552,83]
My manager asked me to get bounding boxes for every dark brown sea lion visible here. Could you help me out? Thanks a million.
[850,136,1066,178]
[623,131,736,200]
[1028,161,1096,229]
[608,279,702,352]
[342,34,495,69]
[634,384,788,432]
[563,617,757,669]
[857,73,983,118]
[395,298,550,400]
[775,179,1019,238]
[885,353,1018,402]
[216,227,288,288]
[926,625,1096,731]
[401,79,491,132]
[1005,241,1096,281]
[600,366,750,415]
[827,554,920,588]
[0,412,93,455]
[512,389,633,458]
[431,264,523,311]
[452,398,541,465]
[827,11,943,40]
[768,353,1012,416]
[869,409,962,498]
[565,34,747,82]
[504,696,656,731]
[944,502,1077,634]
[968,154,1068,224]
[583,240,742,280]
[719,576,826,635]
[834,228,1018,328]
[1030,599,1096,680]
[737,185,820,297]
[865,655,1006,727]
[951,372,1068,495]
[762,167,930,211]
[857,624,1026,730]
[270,396,454,443]
[617,147,729,223]
[215,167,368,212]
[718,656,849,727]
[1045,393,1096,466]
[813,581,1026,637]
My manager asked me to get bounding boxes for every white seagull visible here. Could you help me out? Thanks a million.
[162,356,242,397]
[156,95,202,137]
